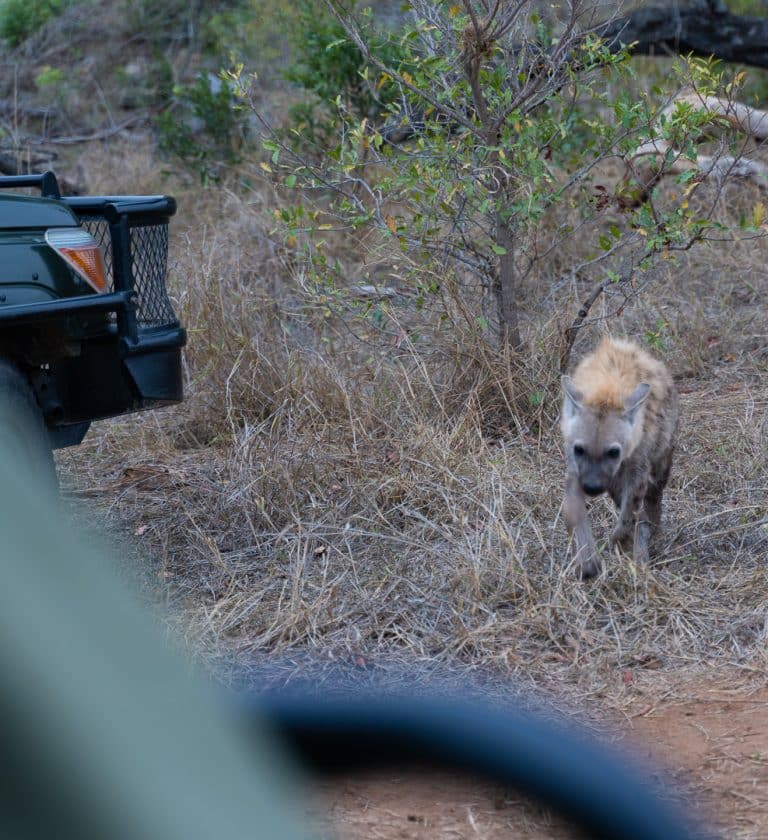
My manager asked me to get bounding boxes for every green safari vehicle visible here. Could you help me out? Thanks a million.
[0,171,185,484]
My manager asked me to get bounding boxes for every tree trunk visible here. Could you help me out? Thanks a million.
[493,221,523,352]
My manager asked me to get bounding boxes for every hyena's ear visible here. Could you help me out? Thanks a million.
[561,376,584,417]
[623,382,650,422]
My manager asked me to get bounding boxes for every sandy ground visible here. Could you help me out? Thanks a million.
[312,674,768,839]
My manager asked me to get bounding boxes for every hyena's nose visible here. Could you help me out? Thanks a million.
[582,482,605,497]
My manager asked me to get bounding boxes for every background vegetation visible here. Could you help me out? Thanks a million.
[2,0,768,834]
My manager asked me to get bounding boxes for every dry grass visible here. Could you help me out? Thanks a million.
[57,137,768,721]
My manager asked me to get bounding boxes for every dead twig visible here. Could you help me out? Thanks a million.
[24,114,147,146]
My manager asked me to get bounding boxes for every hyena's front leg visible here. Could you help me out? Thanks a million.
[635,460,671,562]
[643,449,673,539]
[564,473,600,578]
[633,515,653,564]
[611,477,649,563]
[617,452,672,564]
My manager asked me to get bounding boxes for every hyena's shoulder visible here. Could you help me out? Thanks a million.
[572,337,675,413]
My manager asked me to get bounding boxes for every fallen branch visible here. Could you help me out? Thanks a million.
[24,115,147,146]
[630,138,768,184]
[667,92,768,141]
[624,94,768,199]
[0,99,59,119]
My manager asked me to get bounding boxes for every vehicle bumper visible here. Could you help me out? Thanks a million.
[0,291,187,446]
[45,322,187,434]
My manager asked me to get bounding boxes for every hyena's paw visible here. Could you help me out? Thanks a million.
[609,524,632,553]
[632,524,652,565]
[575,554,601,580]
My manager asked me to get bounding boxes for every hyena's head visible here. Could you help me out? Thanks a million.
[560,377,650,496]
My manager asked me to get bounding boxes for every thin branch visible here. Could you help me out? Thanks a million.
[461,0,487,40]
[560,276,612,372]
[461,0,493,130]
[323,0,479,137]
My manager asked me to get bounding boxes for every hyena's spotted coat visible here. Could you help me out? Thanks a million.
[560,337,679,578]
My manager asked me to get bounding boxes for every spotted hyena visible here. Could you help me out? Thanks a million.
[560,337,679,578]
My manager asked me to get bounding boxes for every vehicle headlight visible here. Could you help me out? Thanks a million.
[45,228,108,294]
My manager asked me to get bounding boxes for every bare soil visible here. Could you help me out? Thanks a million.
[313,672,768,839]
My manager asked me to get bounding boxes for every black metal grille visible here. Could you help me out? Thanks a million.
[78,215,177,328]
[129,223,177,327]
[79,217,114,288]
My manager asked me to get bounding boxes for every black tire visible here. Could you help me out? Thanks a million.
[252,693,704,840]
[0,359,57,492]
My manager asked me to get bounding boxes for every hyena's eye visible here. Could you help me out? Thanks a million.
[606,446,621,459]
[573,444,585,457]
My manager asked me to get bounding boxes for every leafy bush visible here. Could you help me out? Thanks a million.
[283,0,407,143]
[139,1,288,177]
[157,72,246,182]
[0,0,68,45]
[124,0,254,56]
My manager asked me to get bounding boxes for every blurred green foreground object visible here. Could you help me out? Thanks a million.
[0,443,306,840]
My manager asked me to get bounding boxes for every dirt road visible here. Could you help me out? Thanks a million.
[314,674,768,838]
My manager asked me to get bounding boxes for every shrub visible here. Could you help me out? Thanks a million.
[157,72,246,182]
[252,2,762,361]
[282,0,408,144]
[0,0,68,45]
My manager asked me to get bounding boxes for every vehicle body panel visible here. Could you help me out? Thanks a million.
[0,232,89,300]
[0,193,79,229]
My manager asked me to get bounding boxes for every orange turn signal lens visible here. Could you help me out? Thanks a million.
[45,228,108,294]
